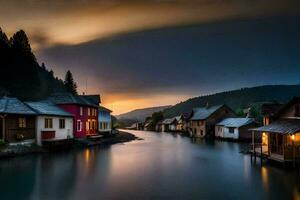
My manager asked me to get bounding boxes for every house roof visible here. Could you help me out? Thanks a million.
[190,105,224,120]
[25,101,73,117]
[162,117,177,125]
[261,103,284,117]
[99,105,112,113]
[49,93,99,107]
[276,97,300,117]
[80,95,101,105]
[0,97,36,115]
[216,118,255,128]
[250,119,300,135]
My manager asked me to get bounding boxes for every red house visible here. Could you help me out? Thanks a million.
[49,93,100,138]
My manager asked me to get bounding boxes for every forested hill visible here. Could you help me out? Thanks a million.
[0,28,70,100]
[163,84,300,118]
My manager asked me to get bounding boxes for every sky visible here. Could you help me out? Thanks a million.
[1,0,300,114]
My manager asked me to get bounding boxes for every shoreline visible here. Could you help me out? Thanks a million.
[0,131,139,159]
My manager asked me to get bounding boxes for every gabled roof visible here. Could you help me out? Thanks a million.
[261,103,284,117]
[190,105,224,120]
[25,101,73,117]
[99,105,112,113]
[0,97,36,115]
[162,117,177,125]
[276,97,300,117]
[251,119,300,135]
[217,118,255,128]
[49,93,99,107]
[80,95,101,105]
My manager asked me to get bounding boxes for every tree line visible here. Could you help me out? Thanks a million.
[0,28,78,100]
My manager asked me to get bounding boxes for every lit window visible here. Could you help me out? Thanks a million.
[18,118,26,128]
[45,118,53,129]
[59,119,65,129]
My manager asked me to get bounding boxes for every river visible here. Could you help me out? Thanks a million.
[0,130,299,200]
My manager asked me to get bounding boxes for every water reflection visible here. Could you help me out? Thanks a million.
[0,130,299,200]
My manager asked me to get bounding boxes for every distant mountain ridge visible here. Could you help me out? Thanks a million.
[163,84,300,118]
[117,105,172,122]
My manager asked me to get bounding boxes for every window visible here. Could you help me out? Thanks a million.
[80,107,83,116]
[99,122,103,130]
[228,127,235,133]
[45,118,53,129]
[200,130,203,136]
[18,118,26,128]
[59,119,65,129]
[77,120,82,131]
[88,108,91,116]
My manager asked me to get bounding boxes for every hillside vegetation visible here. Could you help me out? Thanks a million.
[163,85,300,118]
[0,28,76,100]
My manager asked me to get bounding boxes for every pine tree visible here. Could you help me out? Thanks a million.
[64,70,78,94]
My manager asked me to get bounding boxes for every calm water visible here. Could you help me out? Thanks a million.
[0,130,299,200]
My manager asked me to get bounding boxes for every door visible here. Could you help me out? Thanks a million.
[270,133,284,155]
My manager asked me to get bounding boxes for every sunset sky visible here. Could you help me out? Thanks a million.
[1,0,300,114]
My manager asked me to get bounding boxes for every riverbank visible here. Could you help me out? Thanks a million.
[0,131,138,158]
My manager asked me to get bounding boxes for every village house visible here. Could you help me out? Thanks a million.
[155,120,163,132]
[162,117,177,132]
[98,106,112,135]
[175,113,192,132]
[49,93,100,138]
[189,104,236,138]
[251,97,300,163]
[215,118,258,140]
[25,101,74,146]
[0,97,36,144]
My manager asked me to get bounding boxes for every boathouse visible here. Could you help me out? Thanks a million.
[251,97,300,163]
[25,101,74,146]
[189,104,236,138]
[49,93,100,138]
[215,118,257,140]
[0,97,36,144]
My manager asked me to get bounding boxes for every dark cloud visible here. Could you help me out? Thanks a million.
[37,15,300,98]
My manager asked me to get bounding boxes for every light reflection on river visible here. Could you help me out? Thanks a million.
[0,130,299,200]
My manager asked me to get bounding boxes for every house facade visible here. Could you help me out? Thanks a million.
[25,101,74,146]
[98,106,112,134]
[0,97,36,144]
[190,104,236,138]
[49,93,100,138]
[162,118,177,132]
[215,118,257,140]
[251,97,300,163]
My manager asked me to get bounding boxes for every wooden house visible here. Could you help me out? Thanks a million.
[175,113,192,132]
[49,93,100,138]
[215,118,258,140]
[0,97,36,144]
[251,97,300,163]
[162,117,177,132]
[25,101,74,146]
[98,106,112,135]
[189,104,236,138]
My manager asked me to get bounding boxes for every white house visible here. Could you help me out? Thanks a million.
[25,101,73,146]
[98,106,112,134]
[215,118,257,140]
